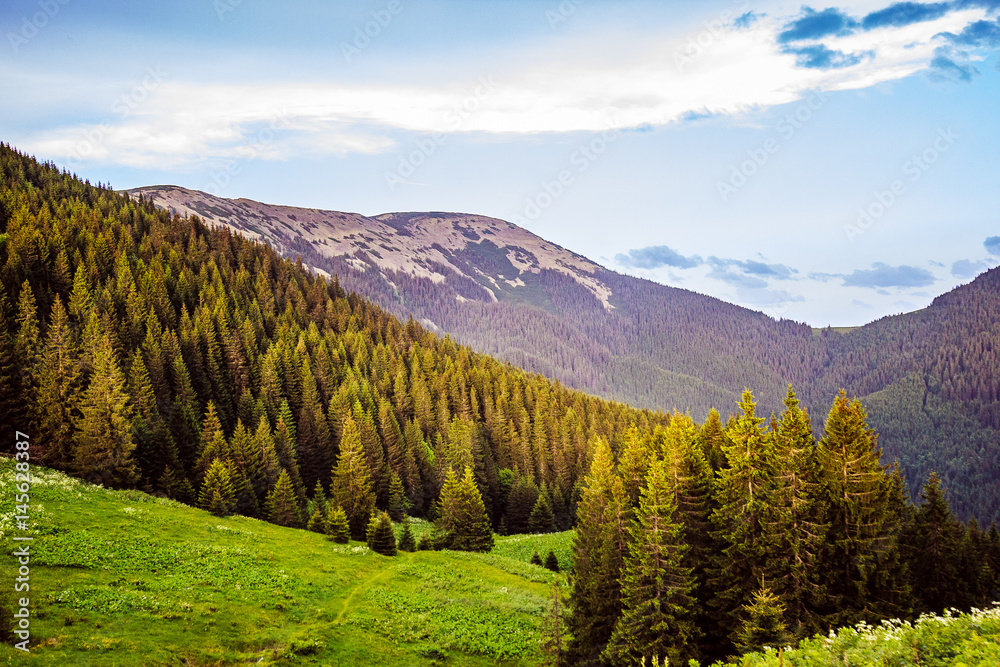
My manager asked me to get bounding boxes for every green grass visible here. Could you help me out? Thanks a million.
[493,532,574,573]
[0,460,564,665]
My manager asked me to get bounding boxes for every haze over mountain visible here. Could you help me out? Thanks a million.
[129,185,1000,523]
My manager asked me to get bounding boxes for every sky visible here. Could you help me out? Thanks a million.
[2,0,999,327]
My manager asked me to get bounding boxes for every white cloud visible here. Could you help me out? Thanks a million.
[15,5,990,169]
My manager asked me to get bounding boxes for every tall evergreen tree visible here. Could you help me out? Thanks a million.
[903,472,963,614]
[817,391,899,627]
[199,458,236,517]
[330,413,377,540]
[74,332,138,488]
[437,466,493,552]
[568,437,628,665]
[265,469,302,528]
[709,390,778,650]
[366,511,397,556]
[35,297,81,469]
[604,456,697,667]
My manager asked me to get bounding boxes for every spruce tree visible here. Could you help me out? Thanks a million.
[199,458,236,517]
[307,506,327,533]
[604,456,697,667]
[327,505,350,544]
[903,472,962,614]
[531,550,544,567]
[529,490,557,533]
[398,521,417,552]
[387,470,409,522]
[766,387,828,640]
[733,586,791,655]
[709,390,777,650]
[545,549,561,572]
[266,469,302,528]
[817,391,898,627]
[330,414,377,540]
[437,466,494,552]
[568,437,628,665]
[366,511,397,556]
[35,297,80,470]
[74,332,139,488]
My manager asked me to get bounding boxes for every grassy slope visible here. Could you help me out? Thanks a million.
[0,460,565,666]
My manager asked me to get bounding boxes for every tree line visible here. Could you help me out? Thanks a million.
[566,388,1000,666]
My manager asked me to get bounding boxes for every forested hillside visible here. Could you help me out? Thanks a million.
[129,185,1000,525]
[0,145,670,539]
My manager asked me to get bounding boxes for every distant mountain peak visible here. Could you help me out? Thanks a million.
[127,185,614,310]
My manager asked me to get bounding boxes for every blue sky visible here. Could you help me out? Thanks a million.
[2,0,999,326]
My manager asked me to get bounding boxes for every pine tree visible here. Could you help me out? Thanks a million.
[35,297,80,469]
[327,505,350,543]
[817,391,898,627]
[387,470,409,522]
[74,333,139,488]
[504,472,540,534]
[568,437,628,665]
[545,549,561,572]
[531,550,544,567]
[733,586,791,655]
[330,413,377,540]
[307,506,327,533]
[266,469,302,528]
[604,456,697,667]
[541,579,568,667]
[398,521,417,552]
[529,490,557,533]
[366,511,397,556]
[709,390,777,650]
[437,466,494,552]
[766,387,828,639]
[199,458,236,517]
[903,472,963,614]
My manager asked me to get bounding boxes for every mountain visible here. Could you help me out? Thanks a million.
[126,185,1000,524]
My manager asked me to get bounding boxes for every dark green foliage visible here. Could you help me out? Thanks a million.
[366,511,397,557]
[530,550,543,567]
[398,521,417,552]
[528,490,556,534]
[902,472,964,614]
[504,473,540,534]
[326,505,350,544]
[387,471,409,522]
[199,458,235,517]
[417,533,434,551]
[544,549,560,572]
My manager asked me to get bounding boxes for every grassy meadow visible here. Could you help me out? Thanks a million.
[0,459,568,665]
